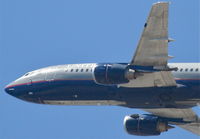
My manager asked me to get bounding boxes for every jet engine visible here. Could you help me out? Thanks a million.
[124,114,173,136]
[94,64,136,85]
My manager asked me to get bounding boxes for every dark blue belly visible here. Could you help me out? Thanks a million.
[11,79,200,108]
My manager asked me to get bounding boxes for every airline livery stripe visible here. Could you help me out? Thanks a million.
[5,79,94,88]
[5,78,200,89]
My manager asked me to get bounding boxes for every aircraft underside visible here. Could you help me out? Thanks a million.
[10,79,200,109]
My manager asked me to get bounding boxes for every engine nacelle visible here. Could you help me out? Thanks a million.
[94,64,135,85]
[124,114,170,136]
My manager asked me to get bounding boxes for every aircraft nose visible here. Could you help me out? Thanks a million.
[5,79,41,104]
[4,80,29,100]
[4,82,16,95]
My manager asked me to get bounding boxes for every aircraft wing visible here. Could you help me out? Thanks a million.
[120,71,176,87]
[143,108,200,135]
[136,3,199,135]
[120,2,176,88]
[131,2,170,66]
[178,123,200,136]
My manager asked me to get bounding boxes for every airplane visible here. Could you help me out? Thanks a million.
[4,2,200,136]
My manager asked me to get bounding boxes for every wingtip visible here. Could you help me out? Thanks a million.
[153,1,171,6]
[168,38,175,42]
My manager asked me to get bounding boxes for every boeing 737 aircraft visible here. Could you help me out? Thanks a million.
[4,2,200,136]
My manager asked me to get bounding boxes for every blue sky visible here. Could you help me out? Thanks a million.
[0,0,199,139]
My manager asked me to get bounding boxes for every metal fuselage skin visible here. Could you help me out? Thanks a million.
[5,63,200,109]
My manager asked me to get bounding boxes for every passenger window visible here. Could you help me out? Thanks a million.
[71,69,73,72]
[81,69,84,72]
[76,69,79,72]
[86,69,89,72]
[185,68,188,72]
[190,69,193,72]
[196,68,199,72]
[180,69,183,72]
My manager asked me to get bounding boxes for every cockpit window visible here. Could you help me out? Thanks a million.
[24,71,35,76]
[24,73,30,76]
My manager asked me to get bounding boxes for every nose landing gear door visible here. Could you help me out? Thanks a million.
[26,79,34,96]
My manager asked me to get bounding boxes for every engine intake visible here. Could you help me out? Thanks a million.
[94,64,135,85]
[124,114,172,136]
